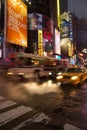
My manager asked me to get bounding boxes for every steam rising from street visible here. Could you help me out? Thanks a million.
[0,79,61,102]
[24,80,61,95]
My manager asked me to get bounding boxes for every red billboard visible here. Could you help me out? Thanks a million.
[43,15,53,34]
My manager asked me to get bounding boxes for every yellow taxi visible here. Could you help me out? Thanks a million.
[56,67,87,86]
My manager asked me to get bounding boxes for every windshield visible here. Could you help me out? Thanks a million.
[57,67,66,71]
[66,68,82,73]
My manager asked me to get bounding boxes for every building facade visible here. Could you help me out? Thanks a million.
[0,0,71,61]
[24,0,56,57]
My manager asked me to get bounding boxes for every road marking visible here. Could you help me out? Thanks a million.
[12,112,51,130]
[0,106,33,126]
[0,100,17,110]
[0,96,50,130]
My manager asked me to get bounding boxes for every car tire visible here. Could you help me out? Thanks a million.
[34,69,40,78]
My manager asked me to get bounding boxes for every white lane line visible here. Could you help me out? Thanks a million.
[0,100,17,110]
[0,106,33,126]
[12,112,51,130]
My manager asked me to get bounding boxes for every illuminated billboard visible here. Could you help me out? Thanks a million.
[6,0,27,47]
[43,15,53,34]
[28,13,53,34]
[38,30,43,56]
[28,13,42,30]
[61,38,71,57]
[55,29,61,55]
[60,12,70,39]
[43,31,53,56]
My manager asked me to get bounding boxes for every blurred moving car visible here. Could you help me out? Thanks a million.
[56,67,87,87]
[6,65,54,80]
[6,65,45,80]
[48,66,67,80]
[38,67,56,79]
[0,67,8,76]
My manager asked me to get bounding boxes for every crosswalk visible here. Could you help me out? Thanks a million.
[0,96,51,130]
[0,96,83,130]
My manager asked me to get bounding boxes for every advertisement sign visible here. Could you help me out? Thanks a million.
[38,30,43,56]
[61,38,70,57]
[55,29,61,55]
[43,15,53,34]
[69,14,73,41]
[60,12,70,39]
[43,31,53,56]
[28,13,42,30]
[28,13,53,34]
[6,0,27,47]
[68,42,73,56]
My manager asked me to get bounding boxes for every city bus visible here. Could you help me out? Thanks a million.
[8,52,70,67]
[6,52,70,79]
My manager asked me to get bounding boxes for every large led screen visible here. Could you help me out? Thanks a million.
[61,12,70,39]
[43,15,53,34]
[6,0,27,47]
[55,29,61,55]
[28,13,42,30]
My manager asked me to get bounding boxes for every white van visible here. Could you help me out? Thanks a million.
[7,65,46,80]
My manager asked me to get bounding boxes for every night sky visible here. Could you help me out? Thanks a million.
[68,0,87,52]
[68,0,87,19]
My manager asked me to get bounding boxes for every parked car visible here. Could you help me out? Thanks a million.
[56,67,87,87]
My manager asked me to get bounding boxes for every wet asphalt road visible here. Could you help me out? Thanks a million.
[0,76,87,130]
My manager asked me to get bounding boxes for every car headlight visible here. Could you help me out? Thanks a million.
[18,73,24,75]
[71,76,78,80]
[49,72,52,75]
[56,75,63,79]
[7,72,13,75]
[57,72,62,75]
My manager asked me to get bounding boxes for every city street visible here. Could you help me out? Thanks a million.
[0,0,87,130]
[0,76,87,130]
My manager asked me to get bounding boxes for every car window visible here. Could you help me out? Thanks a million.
[44,67,56,71]
[66,68,82,73]
[57,67,66,71]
